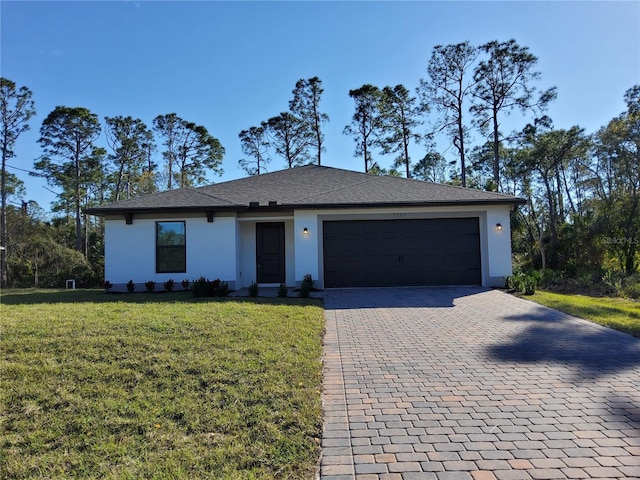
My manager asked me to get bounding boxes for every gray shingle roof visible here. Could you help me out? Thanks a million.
[86,165,525,215]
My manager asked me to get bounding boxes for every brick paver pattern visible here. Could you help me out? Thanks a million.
[321,287,640,480]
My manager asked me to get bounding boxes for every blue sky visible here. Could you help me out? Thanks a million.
[1,1,639,211]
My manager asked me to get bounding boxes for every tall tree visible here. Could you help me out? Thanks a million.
[264,112,311,168]
[591,85,640,274]
[154,114,224,188]
[518,120,590,268]
[378,84,425,178]
[174,121,224,188]
[470,39,557,190]
[419,42,477,186]
[343,84,383,173]
[238,125,270,175]
[34,106,101,254]
[0,78,35,287]
[412,150,448,183]
[153,113,181,190]
[105,116,155,201]
[289,76,329,165]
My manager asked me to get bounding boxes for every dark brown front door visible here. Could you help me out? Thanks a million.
[256,222,285,284]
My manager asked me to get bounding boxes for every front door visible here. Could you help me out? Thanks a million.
[256,222,285,284]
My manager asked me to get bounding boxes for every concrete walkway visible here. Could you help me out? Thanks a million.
[321,287,640,480]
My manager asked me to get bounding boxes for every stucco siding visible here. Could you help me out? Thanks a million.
[236,218,295,288]
[104,214,237,290]
[292,204,514,289]
[103,204,515,291]
[294,211,321,287]
[485,207,513,286]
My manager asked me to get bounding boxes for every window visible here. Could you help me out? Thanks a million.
[156,221,186,273]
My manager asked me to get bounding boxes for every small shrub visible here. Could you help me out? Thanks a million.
[191,277,231,297]
[521,275,536,295]
[504,276,515,290]
[620,273,640,299]
[126,279,135,292]
[164,278,175,292]
[218,281,230,297]
[181,279,190,291]
[145,280,156,293]
[299,274,314,298]
[248,281,259,297]
[277,283,288,298]
[192,276,210,298]
[104,280,113,292]
[507,271,538,295]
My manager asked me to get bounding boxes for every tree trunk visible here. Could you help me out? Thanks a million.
[84,212,89,260]
[560,163,577,216]
[458,113,466,187]
[1,141,7,288]
[542,171,558,250]
[315,114,322,165]
[555,168,565,221]
[115,164,125,202]
[74,149,83,253]
[539,228,546,272]
[492,107,500,190]
[75,199,82,253]
[363,139,369,173]
[403,134,410,178]
[362,116,369,173]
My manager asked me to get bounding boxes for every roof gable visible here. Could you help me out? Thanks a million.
[87,165,524,214]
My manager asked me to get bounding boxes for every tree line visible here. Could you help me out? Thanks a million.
[1,82,226,286]
[1,38,638,292]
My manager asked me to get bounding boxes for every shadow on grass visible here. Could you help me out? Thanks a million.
[0,288,322,307]
[487,307,640,381]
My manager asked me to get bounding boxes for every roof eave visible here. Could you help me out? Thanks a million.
[84,205,244,216]
[283,197,527,210]
[85,197,525,216]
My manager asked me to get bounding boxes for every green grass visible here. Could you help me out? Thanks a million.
[529,290,640,337]
[0,289,324,479]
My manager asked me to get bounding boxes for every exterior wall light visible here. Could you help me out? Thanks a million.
[303,227,309,235]
[496,223,503,231]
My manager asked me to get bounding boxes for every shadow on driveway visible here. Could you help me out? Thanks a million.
[487,303,640,381]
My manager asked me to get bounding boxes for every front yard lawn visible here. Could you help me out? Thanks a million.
[1,289,324,479]
[529,290,640,337]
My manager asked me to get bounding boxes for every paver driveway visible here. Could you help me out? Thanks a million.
[321,287,640,480]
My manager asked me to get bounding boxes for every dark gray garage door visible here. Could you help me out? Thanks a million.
[323,218,481,288]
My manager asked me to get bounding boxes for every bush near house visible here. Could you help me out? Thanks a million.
[191,277,230,298]
[509,267,640,299]
[505,271,538,295]
[163,278,175,292]
[299,274,314,298]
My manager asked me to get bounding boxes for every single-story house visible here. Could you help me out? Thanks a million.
[86,165,525,291]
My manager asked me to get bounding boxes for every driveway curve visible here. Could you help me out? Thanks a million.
[321,287,640,480]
